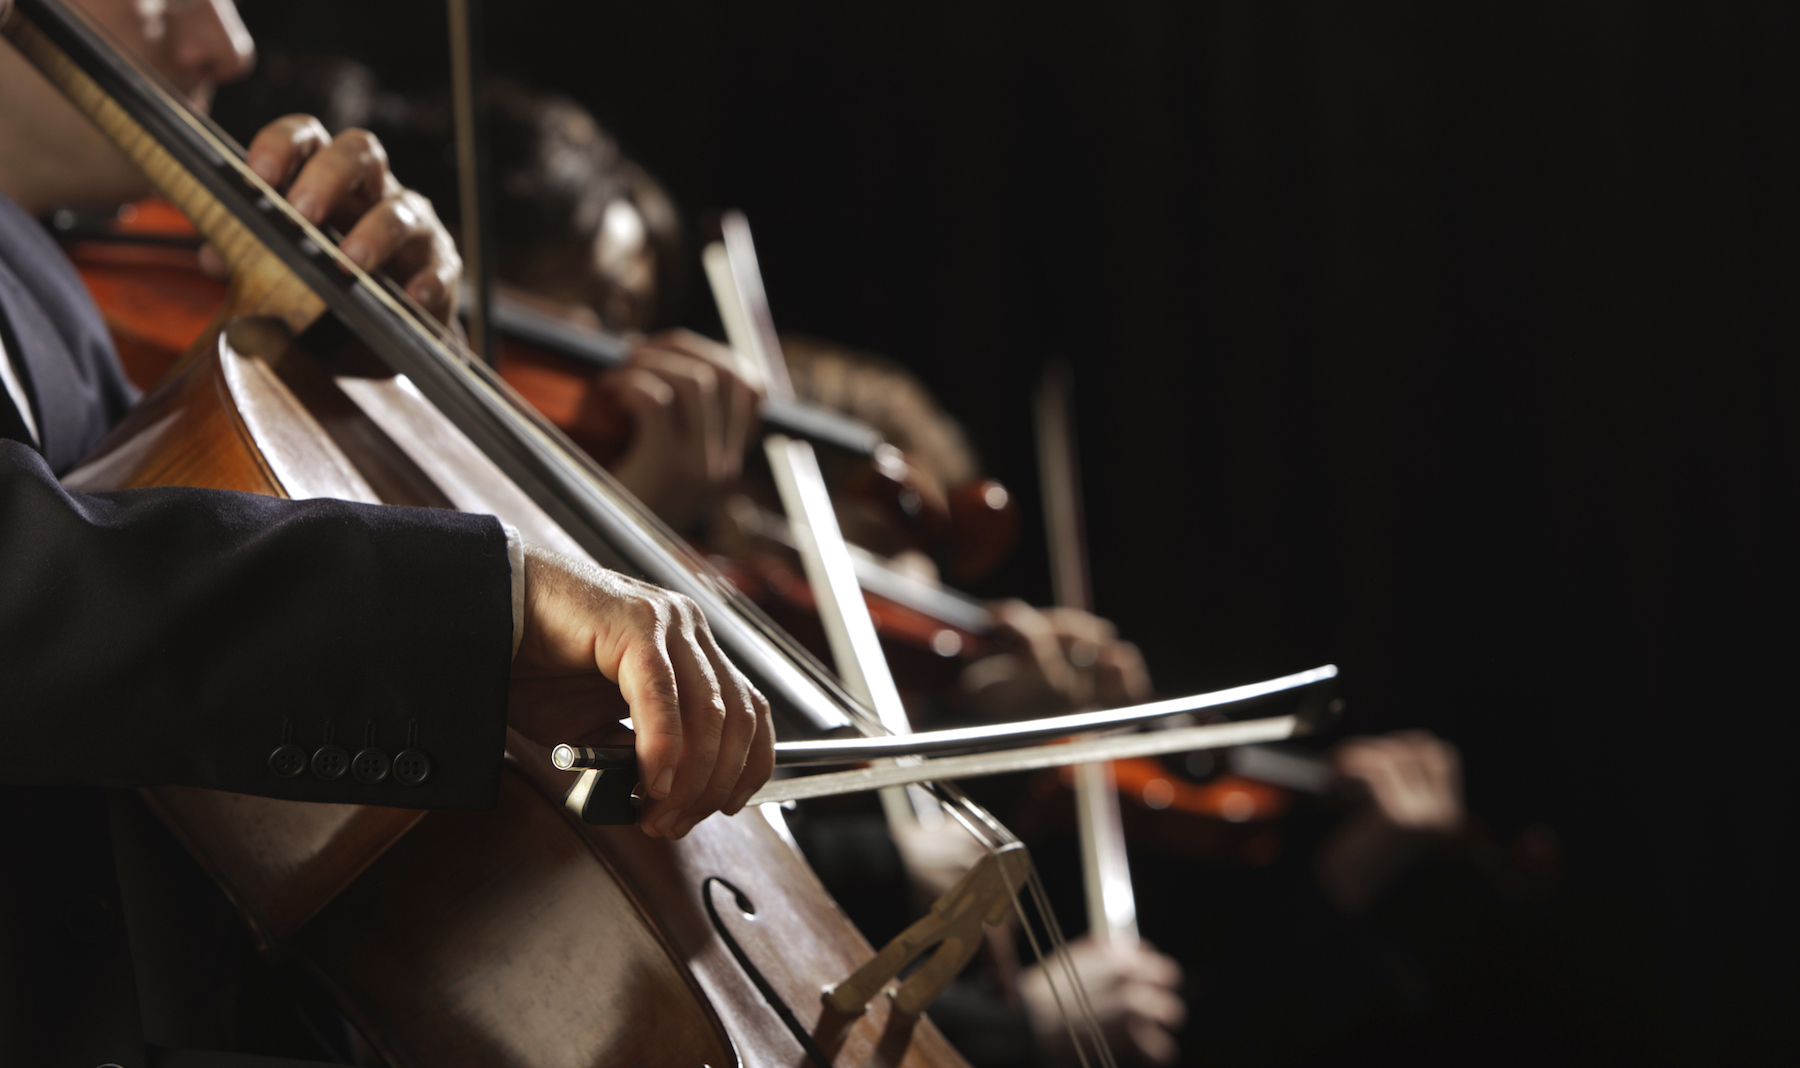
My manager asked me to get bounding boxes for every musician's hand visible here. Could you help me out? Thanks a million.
[507,546,775,839]
[892,816,990,910]
[960,601,1152,718]
[602,329,762,530]
[202,116,463,323]
[1316,730,1464,914]
[1020,936,1186,1066]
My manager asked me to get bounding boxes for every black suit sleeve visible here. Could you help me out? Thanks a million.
[0,441,514,811]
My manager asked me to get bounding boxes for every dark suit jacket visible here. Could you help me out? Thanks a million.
[0,191,516,1064]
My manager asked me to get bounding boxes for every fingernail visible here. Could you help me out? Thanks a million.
[288,193,320,223]
[339,238,371,270]
[650,766,674,798]
[653,809,682,837]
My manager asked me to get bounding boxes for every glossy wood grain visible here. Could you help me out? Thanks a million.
[63,317,427,949]
[510,738,970,1068]
[297,756,737,1068]
[67,312,971,1066]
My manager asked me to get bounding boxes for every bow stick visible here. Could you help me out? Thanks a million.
[554,663,1336,818]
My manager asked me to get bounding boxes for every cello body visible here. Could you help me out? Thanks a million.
[68,313,969,1068]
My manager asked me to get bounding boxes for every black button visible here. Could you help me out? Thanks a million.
[268,744,308,778]
[312,744,350,780]
[392,749,431,786]
[352,747,390,784]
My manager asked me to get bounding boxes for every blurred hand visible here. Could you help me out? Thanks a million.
[960,601,1152,719]
[1316,730,1464,914]
[508,545,774,840]
[199,116,462,323]
[1020,936,1186,1066]
[891,815,991,909]
[602,329,762,531]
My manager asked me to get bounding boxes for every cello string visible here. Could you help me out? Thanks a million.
[937,781,1114,1067]
[996,849,1115,1068]
[1029,867,1114,1068]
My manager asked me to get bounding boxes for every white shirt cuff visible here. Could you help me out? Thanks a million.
[503,522,525,659]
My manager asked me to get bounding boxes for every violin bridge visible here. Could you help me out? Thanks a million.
[823,841,1031,1018]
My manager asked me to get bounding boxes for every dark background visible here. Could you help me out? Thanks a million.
[225,1,1794,1063]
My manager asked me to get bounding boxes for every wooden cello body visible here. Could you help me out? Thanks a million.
[62,217,968,1068]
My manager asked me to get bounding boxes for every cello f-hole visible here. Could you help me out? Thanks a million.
[702,876,839,1068]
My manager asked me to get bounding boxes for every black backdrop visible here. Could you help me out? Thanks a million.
[225,1,1795,1062]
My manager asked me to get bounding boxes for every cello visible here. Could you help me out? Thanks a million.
[7,5,1341,1066]
[0,2,977,1064]
[2,3,1179,1065]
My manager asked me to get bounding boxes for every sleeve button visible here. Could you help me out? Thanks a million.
[352,748,390,784]
[311,744,350,780]
[392,749,431,786]
[268,744,308,779]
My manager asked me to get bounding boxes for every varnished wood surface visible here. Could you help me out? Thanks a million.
[351,359,973,1068]
[65,314,970,1066]
[62,320,282,498]
[63,318,427,948]
[297,756,738,1068]
[142,785,425,951]
[510,738,971,1068]
[332,367,589,559]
